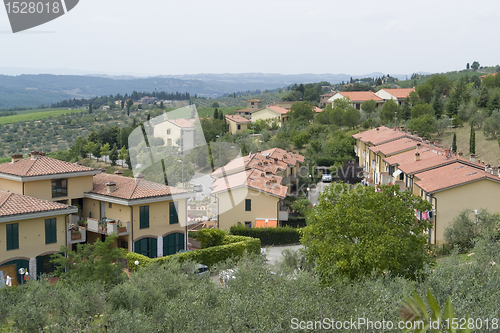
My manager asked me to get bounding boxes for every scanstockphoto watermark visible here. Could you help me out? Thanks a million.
[291,317,427,331]
[291,317,500,331]
[3,0,79,33]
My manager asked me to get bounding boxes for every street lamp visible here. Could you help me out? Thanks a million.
[474,209,479,225]
[134,260,139,270]
[178,160,184,189]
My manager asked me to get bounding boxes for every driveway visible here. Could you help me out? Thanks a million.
[307,181,329,205]
[263,244,303,265]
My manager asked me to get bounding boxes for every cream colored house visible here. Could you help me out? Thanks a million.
[328,91,384,110]
[0,151,190,281]
[413,163,500,246]
[153,118,196,151]
[375,88,415,106]
[211,169,287,230]
[235,99,263,119]
[250,105,289,124]
[211,148,304,229]
[225,115,250,134]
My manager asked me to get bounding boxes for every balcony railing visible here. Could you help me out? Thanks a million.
[68,226,87,244]
[86,218,131,236]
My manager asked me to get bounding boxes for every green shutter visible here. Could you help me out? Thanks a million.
[134,238,157,259]
[169,202,178,225]
[45,218,57,244]
[6,223,19,251]
[163,233,185,256]
[245,199,251,211]
[140,206,149,229]
[150,238,157,259]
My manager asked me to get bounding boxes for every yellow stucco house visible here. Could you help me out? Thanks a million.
[152,117,196,151]
[250,105,289,124]
[0,151,190,281]
[225,115,251,134]
[211,148,304,230]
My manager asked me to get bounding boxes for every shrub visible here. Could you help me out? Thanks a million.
[230,223,301,246]
[188,230,198,239]
[196,228,227,248]
[126,236,260,269]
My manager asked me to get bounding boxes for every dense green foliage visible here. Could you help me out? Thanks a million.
[196,228,227,248]
[126,235,261,268]
[302,183,433,282]
[230,223,302,246]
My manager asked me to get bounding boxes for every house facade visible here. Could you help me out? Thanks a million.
[152,118,196,151]
[375,88,415,106]
[225,115,251,134]
[328,91,384,110]
[0,152,190,281]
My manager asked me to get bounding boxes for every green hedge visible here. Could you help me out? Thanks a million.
[230,224,302,246]
[196,228,226,248]
[126,236,260,270]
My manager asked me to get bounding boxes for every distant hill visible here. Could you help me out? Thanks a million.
[0,72,414,109]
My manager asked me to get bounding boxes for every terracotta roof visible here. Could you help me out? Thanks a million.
[353,126,408,146]
[212,152,288,178]
[235,108,251,113]
[0,156,96,177]
[253,105,289,115]
[378,88,415,99]
[0,191,71,217]
[369,137,421,156]
[260,148,305,164]
[414,162,500,193]
[336,91,383,102]
[247,99,262,102]
[91,174,186,200]
[225,114,251,124]
[166,118,195,128]
[320,92,336,98]
[211,169,287,198]
[314,107,323,113]
[480,73,497,79]
[383,148,448,175]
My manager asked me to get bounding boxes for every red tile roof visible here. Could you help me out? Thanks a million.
[369,137,421,156]
[414,162,500,193]
[0,156,96,177]
[314,107,323,113]
[337,91,383,102]
[166,118,195,128]
[379,88,415,99]
[225,114,251,124]
[91,174,186,200]
[260,148,305,164]
[211,169,287,198]
[212,152,288,178]
[353,126,408,146]
[258,105,289,115]
[0,191,71,217]
[383,148,447,174]
[480,73,497,79]
[247,99,262,102]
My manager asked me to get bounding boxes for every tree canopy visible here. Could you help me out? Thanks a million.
[302,183,433,282]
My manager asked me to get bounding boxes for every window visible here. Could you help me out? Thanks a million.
[51,179,68,198]
[237,125,241,130]
[167,129,171,135]
[139,205,149,229]
[244,221,251,227]
[6,223,19,251]
[245,199,251,211]
[169,202,179,224]
[134,238,157,259]
[251,102,254,105]
[163,233,184,256]
[399,173,404,181]
[45,218,57,244]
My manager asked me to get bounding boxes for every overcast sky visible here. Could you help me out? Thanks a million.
[0,0,498,77]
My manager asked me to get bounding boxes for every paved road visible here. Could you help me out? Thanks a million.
[263,244,303,265]
[307,181,330,205]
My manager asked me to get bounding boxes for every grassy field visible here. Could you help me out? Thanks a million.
[433,125,500,165]
[0,108,84,125]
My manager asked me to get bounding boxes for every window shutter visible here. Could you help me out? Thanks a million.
[7,223,19,250]
[140,206,149,229]
[245,199,251,211]
[150,238,157,259]
[169,202,179,224]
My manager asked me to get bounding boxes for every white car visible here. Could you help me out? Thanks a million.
[321,173,332,182]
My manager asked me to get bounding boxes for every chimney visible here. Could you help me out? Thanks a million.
[415,152,421,161]
[30,151,40,160]
[376,127,380,133]
[470,154,476,162]
[359,129,362,133]
[114,170,123,175]
[482,161,485,166]
[106,182,117,193]
[401,126,405,132]
[478,159,481,164]
[491,167,498,176]
[416,143,421,150]
[413,131,418,137]
[485,164,490,172]
[11,154,23,163]
[265,181,270,188]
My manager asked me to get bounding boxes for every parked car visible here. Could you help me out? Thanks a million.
[193,184,203,192]
[321,173,332,182]
[196,264,209,275]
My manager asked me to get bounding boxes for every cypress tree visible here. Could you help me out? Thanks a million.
[469,124,476,154]
[452,133,457,154]
[214,108,219,119]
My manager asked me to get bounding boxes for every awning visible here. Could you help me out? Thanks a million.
[393,169,402,178]
[255,219,278,228]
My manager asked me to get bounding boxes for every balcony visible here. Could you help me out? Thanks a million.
[86,218,130,236]
[68,226,87,244]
